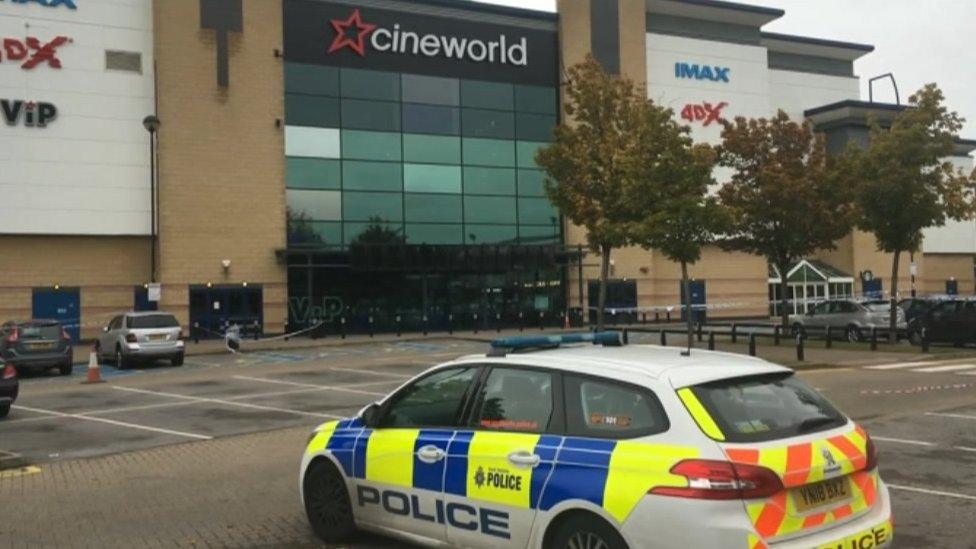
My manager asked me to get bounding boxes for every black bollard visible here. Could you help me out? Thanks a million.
[921,327,929,353]
[655,312,660,322]
[519,312,524,332]
[870,327,877,351]
[396,315,402,337]
[796,334,805,361]
[253,320,260,341]
[708,331,715,351]
[193,322,200,344]
[448,314,454,336]
[340,317,346,340]
[731,323,738,344]
[622,328,629,345]
[368,316,375,338]
[423,315,428,336]
[773,325,780,346]
[666,311,671,322]
[748,333,757,356]
[825,326,832,349]
[473,313,479,334]
[311,318,318,340]
[496,313,502,333]
[642,312,647,324]
[697,322,703,342]
[660,330,667,346]
[539,311,545,331]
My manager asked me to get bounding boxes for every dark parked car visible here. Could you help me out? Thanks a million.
[898,296,951,324]
[0,320,74,376]
[907,298,976,346]
[0,361,18,417]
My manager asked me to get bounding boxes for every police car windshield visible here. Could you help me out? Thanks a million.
[689,373,846,443]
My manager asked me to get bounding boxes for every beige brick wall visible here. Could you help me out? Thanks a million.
[0,236,150,339]
[921,253,974,295]
[154,0,287,332]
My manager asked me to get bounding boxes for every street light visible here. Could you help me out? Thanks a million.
[143,115,160,283]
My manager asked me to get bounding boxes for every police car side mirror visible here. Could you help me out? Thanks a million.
[361,402,381,428]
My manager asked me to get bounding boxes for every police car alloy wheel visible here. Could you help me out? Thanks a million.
[303,459,356,542]
[549,514,627,549]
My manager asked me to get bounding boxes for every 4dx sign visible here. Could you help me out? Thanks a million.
[1,36,71,69]
[680,101,728,127]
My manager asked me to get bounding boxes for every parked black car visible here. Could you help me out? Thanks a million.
[898,296,951,324]
[907,299,976,346]
[0,361,17,417]
[0,320,74,376]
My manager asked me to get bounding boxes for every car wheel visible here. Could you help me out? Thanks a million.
[171,353,184,367]
[304,459,356,543]
[548,513,628,549]
[908,327,923,346]
[846,325,862,343]
[115,348,127,370]
[58,362,72,376]
[0,404,9,418]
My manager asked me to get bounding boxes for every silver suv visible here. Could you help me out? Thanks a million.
[96,312,184,369]
[790,299,907,342]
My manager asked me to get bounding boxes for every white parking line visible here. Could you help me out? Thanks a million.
[913,363,976,373]
[887,484,976,502]
[864,360,953,370]
[113,386,342,419]
[11,404,212,440]
[926,412,976,421]
[326,366,414,378]
[232,375,387,396]
[872,436,934,446]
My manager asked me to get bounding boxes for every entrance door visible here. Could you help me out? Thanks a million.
[680,280,707,324]
[862,279,883,299]
[946,280,959,295]
[32,288,80,342]
[188,286,263,338]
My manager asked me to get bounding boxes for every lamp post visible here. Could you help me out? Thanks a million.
[142,115,160,283]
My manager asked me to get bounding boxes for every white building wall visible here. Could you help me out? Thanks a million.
[767,69,860,121]
[922,154,976,253]
[0,0,154,235]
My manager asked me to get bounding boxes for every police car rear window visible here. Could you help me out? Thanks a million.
[689,373,846,443]
[565,376,669,438]
[475,368,553,433]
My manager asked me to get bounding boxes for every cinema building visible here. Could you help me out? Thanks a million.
[0,0,973,340]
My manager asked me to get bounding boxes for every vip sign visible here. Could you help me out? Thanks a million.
[1,36,71,69]
[328,9,528,66]
[0,0,77,8]
[1,99,58,127]
[675,62,730,83]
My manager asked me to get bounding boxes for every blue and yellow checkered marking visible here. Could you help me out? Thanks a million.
[305,420,697,524]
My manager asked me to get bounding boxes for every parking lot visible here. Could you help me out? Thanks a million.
[1,337,975,547]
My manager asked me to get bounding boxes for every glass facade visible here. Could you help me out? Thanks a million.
[284,64,560,248]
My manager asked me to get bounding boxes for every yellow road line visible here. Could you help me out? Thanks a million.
[0,465,41,479]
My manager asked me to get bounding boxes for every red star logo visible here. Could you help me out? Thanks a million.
[327,9,376,57]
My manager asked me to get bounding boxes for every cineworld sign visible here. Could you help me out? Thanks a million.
[328,9,528,66]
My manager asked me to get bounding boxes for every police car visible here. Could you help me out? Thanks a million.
[300,332,892,549]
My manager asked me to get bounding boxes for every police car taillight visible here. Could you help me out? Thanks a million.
[864,434,878,471]
[651,459,783,500]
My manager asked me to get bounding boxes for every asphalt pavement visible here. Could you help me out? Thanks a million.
[1,337,975,547]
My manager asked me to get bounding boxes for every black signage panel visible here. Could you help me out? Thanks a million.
[283,0,558,87]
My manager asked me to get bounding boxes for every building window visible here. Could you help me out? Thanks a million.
[343,191,403,222]
[463,138,516,167]
[405,193,462,223]
[462,108,515,139]
[285,63,339,96]
[105,50,142,73]
[461,79,514,110]
[401,73,460,106]
[464,195,517,224]
[341,130,402,162]
[340,68,400,101]
[342,161,403,192]
[287,189,341,221]
[465,167,516,195]
[286,158,340,190]
[403,134,461,164]
[341,99,401,132]
[285,94,340,128]
[403,164,462,194]
[402,104,460,135]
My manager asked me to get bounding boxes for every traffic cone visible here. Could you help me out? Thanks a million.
[82,351,104,384]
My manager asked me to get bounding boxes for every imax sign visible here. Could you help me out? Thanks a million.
[0,0,76,8]
[328,9,528,66]
[675,62,730,83]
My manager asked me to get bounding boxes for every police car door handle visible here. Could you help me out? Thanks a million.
[417,445,446,464]
[507,450,541,468]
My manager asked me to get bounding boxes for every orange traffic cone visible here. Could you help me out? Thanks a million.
[82,351,104,384]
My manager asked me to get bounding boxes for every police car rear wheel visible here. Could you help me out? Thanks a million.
[549,514,627,549]
[303,459,356,543]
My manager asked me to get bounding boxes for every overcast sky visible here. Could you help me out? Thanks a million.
[481,0,976,143]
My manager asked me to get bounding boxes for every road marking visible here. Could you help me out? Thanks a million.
[872,436,934,447]
[113,386,342,419]
[887,484,976,502]
[912,363,976,373]
[0,466,41,479]
[12,404,212,440]
[957,446,976,453]
[326,366,414,378]
[864,360,952,370]
[232,375,387,396]
[926,412,976,421]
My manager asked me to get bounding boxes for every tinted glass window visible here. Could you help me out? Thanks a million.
[463,138,515,167]
[689,373,846,443]
[812,302,830,315]
[401,74,459,106]
[516,141,546,168]
[405,223,462,244]
[517,169,546,197]
[514,85,556,114]
[475,368,553,432]
[289,220,341,246]
[343,221,403,246]
[462,108,515,139]
[464,167,515,195]
[341,99,400,132]
[566,376,668,437]
[287,190,341,221]
[343,191,403,222]
[285,94,340,127]
[286,158,340,190]
[340,68,399,101]
[128,314,179,329]
[285,63,339,96]
[341,131,402,162]
[342,161,403,192]
[519,224,559,244]
[403,164,462,194]
[465,224,517,244]
[402,104,460,135]
[515,112,556,141]
[382,367,477,428]
[464,196,516,224]
[403,134,461,164]
[518,197,558,225]
[405,193,462,223]
[461,80,513,110]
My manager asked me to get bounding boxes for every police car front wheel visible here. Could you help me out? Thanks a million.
[548,513,628,549]
[303,459,356,543]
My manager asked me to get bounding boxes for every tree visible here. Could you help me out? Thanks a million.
[350,217,405,246]
[535,55,653,331]
[844,84,976,339]
[717,110,855,329]
[286,207,325,247]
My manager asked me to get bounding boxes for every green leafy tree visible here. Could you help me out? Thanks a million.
[350,217,405,246]
[535,55,654,330]
[286,207,325,247]
[844,84,976,339]
[717,110,856,329]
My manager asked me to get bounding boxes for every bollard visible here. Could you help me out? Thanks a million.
[622,328,629,345]
[368,316,375,338]
[773,325,780,346]
[697,322,703,342]
[253,321,260,341]
[611,310,617,326]
[519,312,524,332]
[921,327,929,353]
[707,331,715,350]
[748,333,757,356]
[340,317,346,340]
[870,327,878,351]
[539,311,545,331]
[448,314,454,336]
[396,315,402,337]
[825,326,832,349]
[666,311,671,322]
[311,318,319,340]
[423,315,428,336]
[473,313,479,334]
[655,312,660,322]
[796,334,805,361]
[660,330,667,346]
[283,318,290,342]
[731,323,738,344]
[193,322,200,344]
[642,312,647,324]
[496,313,502,333]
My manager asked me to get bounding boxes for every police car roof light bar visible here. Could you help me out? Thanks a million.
[487,331,623,356]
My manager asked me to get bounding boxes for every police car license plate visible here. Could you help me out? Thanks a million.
[793,477,850,512]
